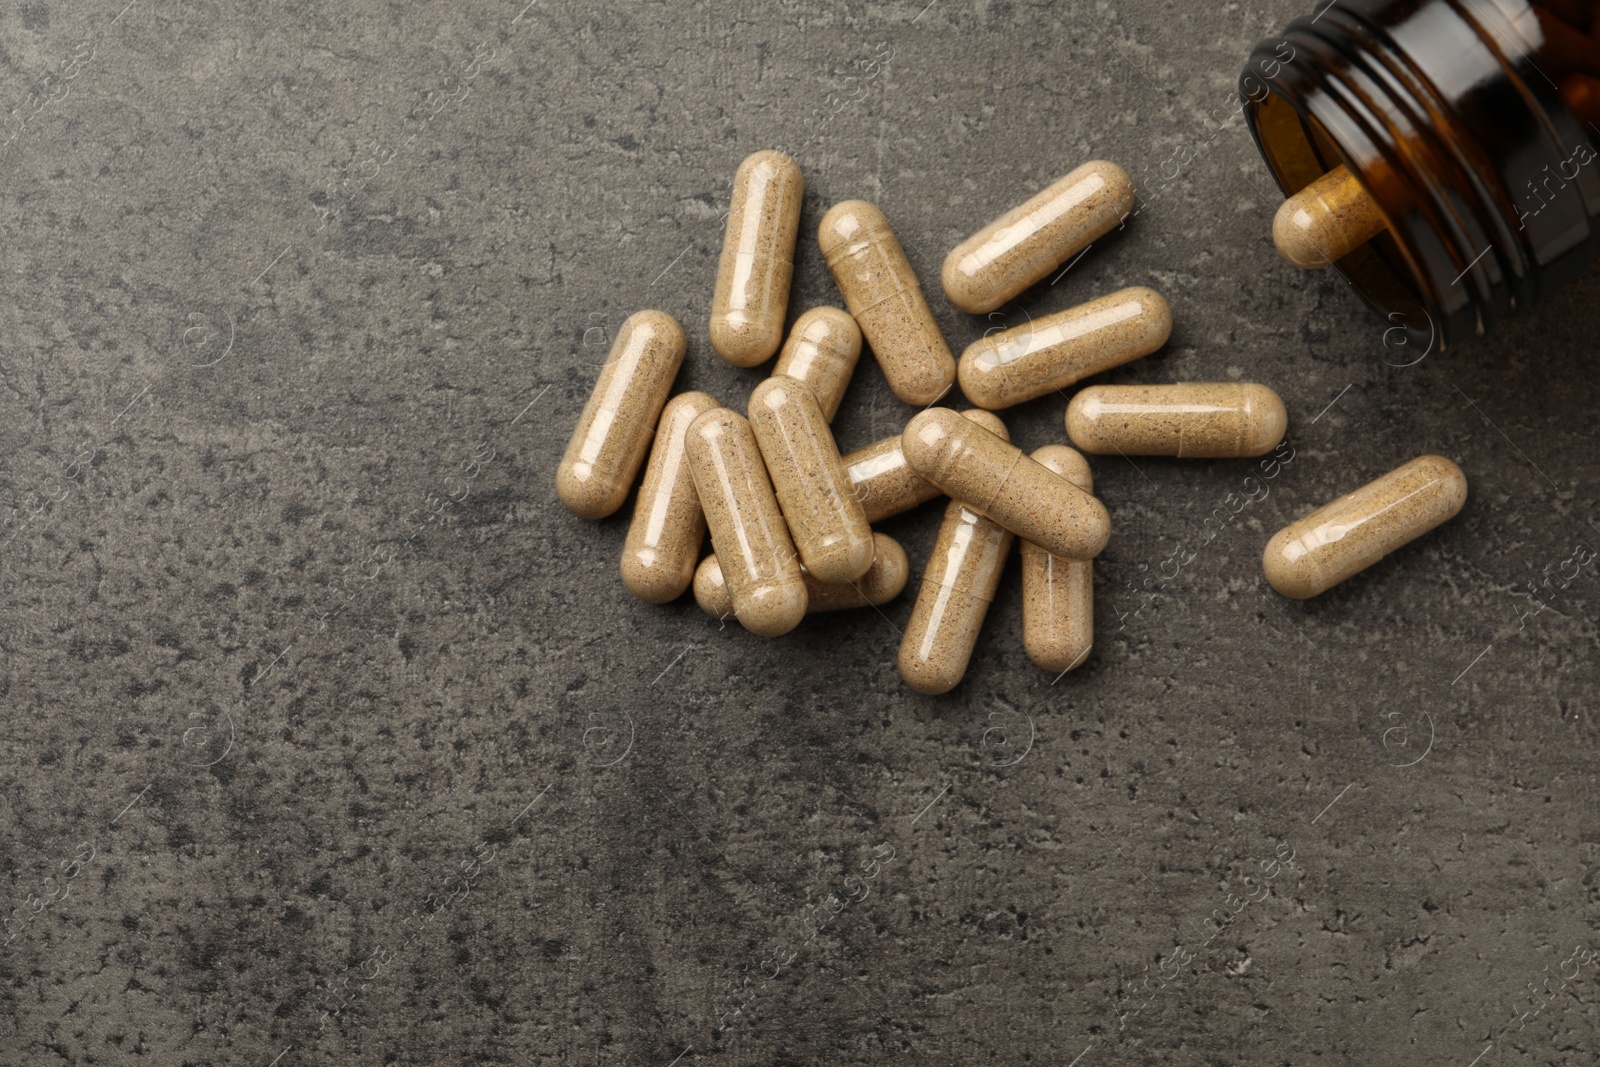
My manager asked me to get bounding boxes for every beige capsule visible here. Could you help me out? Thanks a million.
[693,532,910,619]
[684,408,808,636]
[1065,383,1288,459]
[818,199,956,405]
[710,151,805,367]
[1021,445,1094,674]
[557,310,686,519]
[620,391,721,604]
[942,160,1136,314]
[1273,164,1389,270]
[899,416,1014,695]
[903,407,1111,562]
[958,287,1172,410]
[843,409,1008,523]
[748,377,875,583]
[772,307,862,422]
[1262,454,1468,599]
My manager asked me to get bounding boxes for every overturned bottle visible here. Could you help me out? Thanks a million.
[1242,0,1600,352]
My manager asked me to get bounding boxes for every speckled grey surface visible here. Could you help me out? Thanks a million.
[3,1,1598,1064]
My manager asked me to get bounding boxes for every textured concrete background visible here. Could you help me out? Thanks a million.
[2,0,1597,1064]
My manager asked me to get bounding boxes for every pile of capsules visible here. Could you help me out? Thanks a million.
[557,151,1469,694]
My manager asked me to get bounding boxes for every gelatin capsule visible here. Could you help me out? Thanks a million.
[621,391,720,604]
[748,377,875,583]
[693,532,910,619]
[1022,445,1095,674]
[557,310,685,520]
[1272,164,1389,269]
[1262,454,1468,599]
[818,199,956,405]
[1561,72,1600,126]
[1065,383,1288,459]
[899,416,1014,695]
[843,409,1008,523]
[685,407,808,636]
[902,407,1112,562]
[942,160,1136,314]
[957,287,1171,410]
[772,307,862,422]
[711,150,805,367]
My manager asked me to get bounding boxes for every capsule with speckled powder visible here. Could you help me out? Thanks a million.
[1272,164,1389,270]
[711,151,804,367]
[818,199,956,406]
[620,391,720,603]
[899,416,1014,695]
[772,307,862,422]
[942,160,1135,314]
[693,533,910,619]
[1262,454,1468,599]
[684,407,808,636]
[748,376,874,584]
[902,407,1111,562]
[557,310,685,520]
[1065,383,1288,459]
[957,287,1171,410]
[843,409,1009,523]
[1022,445,1095,674]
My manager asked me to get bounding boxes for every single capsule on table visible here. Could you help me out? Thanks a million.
[818,199,956,406]
[748,377,875,584]
[684,407,808,636]
[772,307,862,422]
[693,532,910,620]
[902,407,1111,562]
[1022,445,1095,674]
[942,160,1135,314]
[1262,454,1468,599]
[711,150,805,367]
[843,409,1009,523]
[557,310,685,520]
[621,391,720,603]
[957,286,1171,410]
[1065,382,1288,459]
[1272,164,1389,270]
[899,416,1014,695]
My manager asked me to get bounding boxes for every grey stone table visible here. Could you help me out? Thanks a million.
[2,1,1596,1064]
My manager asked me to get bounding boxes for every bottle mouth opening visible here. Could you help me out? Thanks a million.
[1244,87,1449,359]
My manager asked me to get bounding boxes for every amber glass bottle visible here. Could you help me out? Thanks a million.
[1241,0,1600,351]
